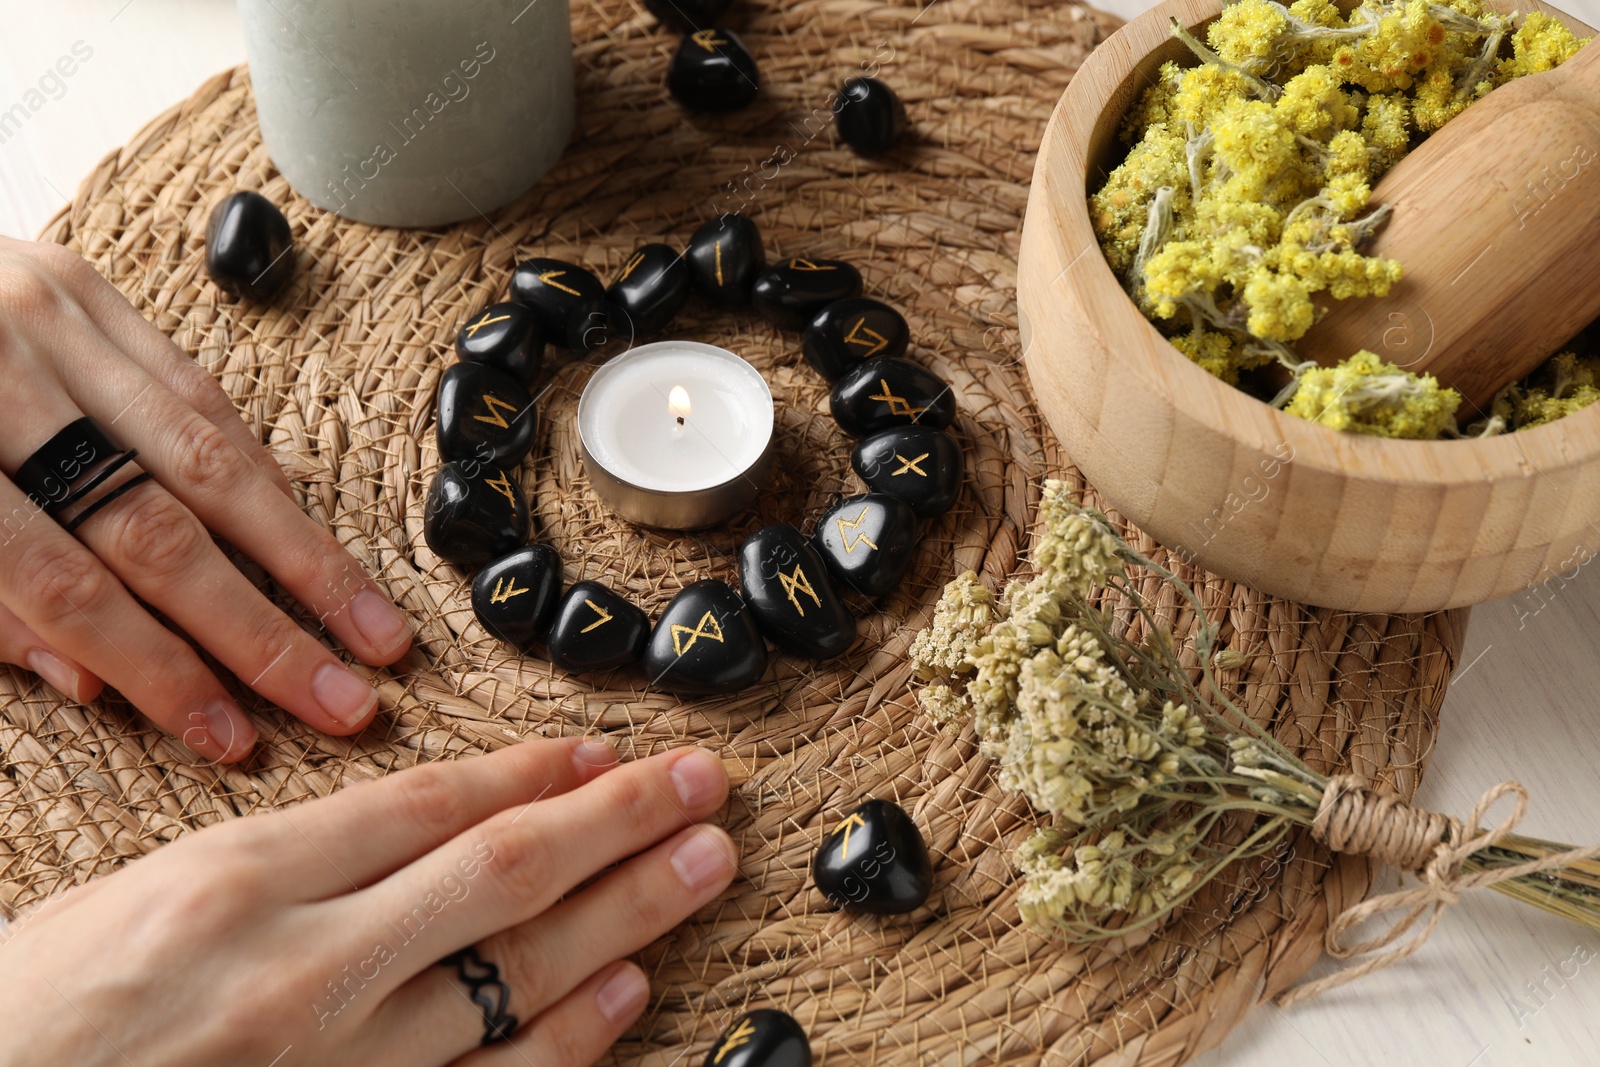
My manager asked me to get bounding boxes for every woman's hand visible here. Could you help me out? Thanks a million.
[0,737,739,1067]
[0,237,414,761]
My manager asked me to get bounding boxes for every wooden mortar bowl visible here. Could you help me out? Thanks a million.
[1018,0,1599,612]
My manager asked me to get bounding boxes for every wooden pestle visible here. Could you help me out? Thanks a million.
[1296,41,1600,414]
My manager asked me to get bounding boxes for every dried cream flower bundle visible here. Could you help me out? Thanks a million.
[913,481,1600,952]
[1092,0,1592,439]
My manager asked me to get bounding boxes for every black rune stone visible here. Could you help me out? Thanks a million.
[702,1009,812,1067]
[456,302,544,387]
[606,243,691,338]
[436,361,537,466]
[801,297,909,380]
[546,581,651,674]
[829,357,955,437]
[812,493,917,598]
[669,29,759,113]
[738,524,856,660]
[205,191,294,301]
[835,78,909,156]
[510,257,614,351]
[423,461,529,569]
[471,545,562,648]
[686,214,765,306]
[643,579,768,694]
[644,0,732,32]
[812,798,932,915]
[850,426,962,519]
[750,258,863,331]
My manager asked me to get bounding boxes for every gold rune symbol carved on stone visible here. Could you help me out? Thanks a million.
[692,28,729,51]
[835,507,878,555]
[833,812,867,861]
[490,576,528,604]
[579,599,612,634]
[671,611,725,656]
[713,1017,757,1063]
[779,565,821,616]
[465,312,511,338]
[892,452,930,477]
[536,269,582,296]
[844,316,888,356]
[485,472,520,508]
[618,251,646,282]
[867,379,928,420]
[473,394,521,428]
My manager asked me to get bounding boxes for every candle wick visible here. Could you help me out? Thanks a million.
[676,416,685,426]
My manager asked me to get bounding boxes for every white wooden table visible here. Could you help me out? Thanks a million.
[3,3,1598,1065]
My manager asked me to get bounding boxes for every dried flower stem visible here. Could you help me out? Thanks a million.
[913,484,1600,963]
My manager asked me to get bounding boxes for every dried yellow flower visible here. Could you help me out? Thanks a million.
[1093,0,1590,439]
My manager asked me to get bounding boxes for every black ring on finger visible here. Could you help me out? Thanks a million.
[439,947,519,1045]
[12,417,120,514]
[64,471,155,533]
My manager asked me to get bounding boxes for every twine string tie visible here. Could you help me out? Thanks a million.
[1277,774,1600,1007]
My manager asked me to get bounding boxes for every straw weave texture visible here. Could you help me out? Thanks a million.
[4,1,1467,1063]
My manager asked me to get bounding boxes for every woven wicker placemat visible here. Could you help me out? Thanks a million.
[2,1,1467,1063]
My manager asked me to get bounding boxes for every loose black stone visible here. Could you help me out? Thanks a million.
[811,493,917,598]
[436,362,537,466]
[643,579,767,694]
[812,798,932,915]
[835,78,909,156]
[606,243,691,337]
[423,461,529,569]
[510,258,614,351]
[750,258,863,331]
[669,29,759,113]
[546,581,651,674]
[829,357,956,437]
[471,545,562,648]
[738,524,855,660]
[801,297,909,380]
[850,426,962,519]
[456,302,544,387]
[204,191,294,301]
[644,0,732,32]
[702,1009,812,1067]
[686,214,765,306]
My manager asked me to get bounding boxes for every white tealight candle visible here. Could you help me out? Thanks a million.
[578,341,775,529]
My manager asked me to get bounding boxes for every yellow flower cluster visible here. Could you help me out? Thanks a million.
[1285,348,1460,437]
[1092,0,1591,435]
[1477,348,1600,432]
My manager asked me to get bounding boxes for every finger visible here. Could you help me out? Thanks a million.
[27,240,295,496]
[72,476,383,735]
[346,746,731,990]
[0,600,103,703]
[45,326,413,668]
[272,737,619,898]
[375,822,735,1062]
[0,476,257,763]
[448,961,649,1067]
[0,356,383,736]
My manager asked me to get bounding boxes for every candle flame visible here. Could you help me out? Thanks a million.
[669,385,691,423]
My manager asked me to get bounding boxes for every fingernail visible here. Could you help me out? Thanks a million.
[670,828,733,891]
[595,964,648,1024]
[572,737,616,771]
[312,662,378,728]
[669,748,726,809]
[26,649,80,702]
[202,700,258,760]
[350,589,411,653]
